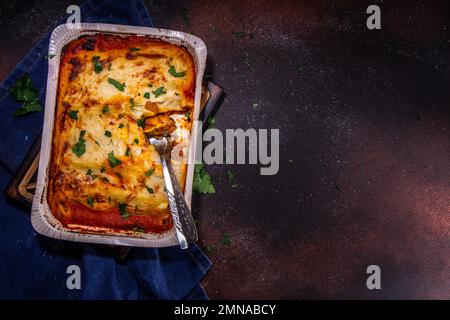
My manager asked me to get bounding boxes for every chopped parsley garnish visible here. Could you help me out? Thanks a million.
[129,98,135,110]
[125,147,130,156]
[108,63,112,70]
[102,177,109,183]
[181,8,190,28]
[133,138,139,145]
[209,24,217,33]
[118,113,125,119]
[137,118,145,128]
[92,56,103,73]
[222,234,232,246]
[87,197,94,207]
[68,110,78,120]
[146,186,154,194]
[145,168,154,176]
[143,92,150,99]
[185,112,191,121]
[118,202,129,219]
[9,74,42,117]
[100,166,106,173]
[115,172,122,178]
[104,130,112,137]
[129,47,140,52]
[72,130,86,157]
[86,169,92,175]
[118,123,124,128]
[232,31,247,39]
[226,170,235,181]
[148,83,153,88]
[107,77,125,91]
[102,106,110,114]
[168,65,186,77]
[108,151,122,167]
[87,168,97,180]
[193,163,215,194]
[152,86,167,98]
[132,226,146,233]
[206,116,215,128]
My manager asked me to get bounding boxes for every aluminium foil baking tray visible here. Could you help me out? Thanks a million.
[31,23,207,247]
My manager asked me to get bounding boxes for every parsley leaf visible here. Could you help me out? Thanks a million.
[152,86,167,98]
[146,186,154,194]
[72,130,87,157]
[132,226,146,233]
[129,47,140,52]
[193,164,215,194]
[206,116,215,128]
[68,110,78,120]
[87,197,94,207]
[222,234,232,246]
[86,169,92,176]
[102,106,110,114]
[168,65,186,77]
[145,168,154,176]
[137,118,145,128]
[107,77,125,91]
[92,56,103,73]
[226,170,235,181]
[118,202,129,219]
[104,130,112,137]
[232,31,247,39]
[185,111,191,121]
[118,123,124,129]
[181,8,190,28]
[100,166,106,173]
[10,74,37,102]
[129,98,135,110]
[125,147,130,157]
[9,74,42,117]
[133,138,139,145]
[13,99,42,117]
[108,151,122,167]
[208,24,217,33]
[144,92,150,99]
[102,177,109,183]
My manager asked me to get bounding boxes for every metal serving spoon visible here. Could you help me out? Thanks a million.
[149,136,198,249]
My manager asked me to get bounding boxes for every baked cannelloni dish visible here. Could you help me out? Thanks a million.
[47,34,195,234]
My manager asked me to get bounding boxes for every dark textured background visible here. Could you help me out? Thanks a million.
[1,0,449,299]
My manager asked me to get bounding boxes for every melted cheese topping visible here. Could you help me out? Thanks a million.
[47,34,195,234]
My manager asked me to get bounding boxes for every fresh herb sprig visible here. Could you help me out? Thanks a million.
[9,74,42,117]
[193,164,215,194]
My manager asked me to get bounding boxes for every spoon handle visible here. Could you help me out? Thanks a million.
[160,155,198,249]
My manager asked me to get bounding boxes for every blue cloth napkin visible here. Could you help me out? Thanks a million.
[0,0,211,300]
